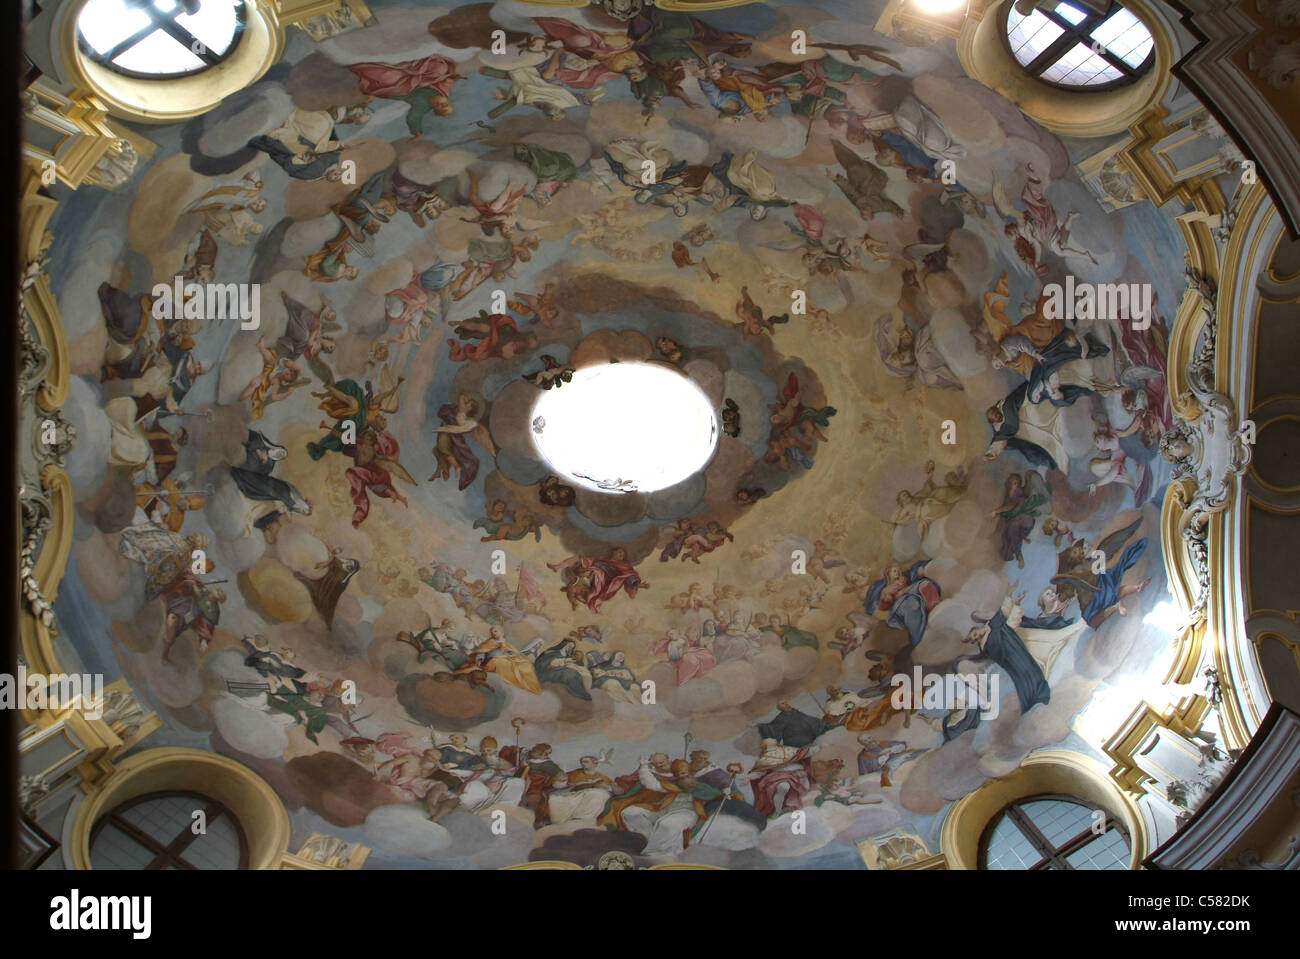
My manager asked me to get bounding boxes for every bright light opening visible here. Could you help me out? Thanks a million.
[77,0,244,77]
[530,363,718,494]
[1143,600,1182,634]
[910,0,967,13]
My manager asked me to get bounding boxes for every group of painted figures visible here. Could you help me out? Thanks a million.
[84,4,1169,856]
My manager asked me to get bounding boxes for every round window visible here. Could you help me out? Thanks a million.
[77,0,247,79]
[1004,1,1154,90]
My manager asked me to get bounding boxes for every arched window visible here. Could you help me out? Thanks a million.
[89,790,249,869]
[980,794,1130,869]
[77,0,246,79]
[1004,1,1154,90]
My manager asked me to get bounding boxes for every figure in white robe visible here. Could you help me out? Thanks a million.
[546,757,615,826]
[893,95,965,166]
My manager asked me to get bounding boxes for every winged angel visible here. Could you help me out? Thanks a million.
[307,365,416,527]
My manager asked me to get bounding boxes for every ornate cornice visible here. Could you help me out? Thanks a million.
[1163,0,1300,239]
[1159,274,1254,642]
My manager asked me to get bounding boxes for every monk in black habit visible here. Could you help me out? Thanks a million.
[230,430,311,530]
[754,700,829,747]
[960,610,1051,713]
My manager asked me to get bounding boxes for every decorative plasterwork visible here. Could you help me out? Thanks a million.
[1163,0,1300,239]
[281,833,372,869]
[65,748,292,870]
[1101,690,1242,842]
[18,240,76,676]
[940,750,1149,869]
[1146,705,1300,869]
[1158,275,1253,634]
[1208,182,1288,743]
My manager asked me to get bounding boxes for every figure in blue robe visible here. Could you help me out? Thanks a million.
[863,559,941,647]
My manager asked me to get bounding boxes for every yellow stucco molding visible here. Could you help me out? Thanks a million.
[957,0,1174,139]
[58,0,286,124]
[939,749,1149,870]
[66,748,292,869]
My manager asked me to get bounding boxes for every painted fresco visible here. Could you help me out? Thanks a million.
[47,0,1184,868]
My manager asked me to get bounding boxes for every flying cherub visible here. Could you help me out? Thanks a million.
[733,286,790,339]
[522,355,574,389]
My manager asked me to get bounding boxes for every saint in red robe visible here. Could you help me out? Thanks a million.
[347,55,460,99]
[578,557,644,614]
[345,430,404,527]
[749,747,813,817]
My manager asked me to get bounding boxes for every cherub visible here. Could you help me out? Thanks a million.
[474,499,542,542]
[538,473,576,507]
[733,286,790,340]
[859,233,890,262]
[447,311,538,363]
[665,583,706,614]
[807,540,847,583]
[721,398,741,438]
[679,521,734,563]
[508,282,560,327]
[522,355,574,389]
[1041,516,1075,548]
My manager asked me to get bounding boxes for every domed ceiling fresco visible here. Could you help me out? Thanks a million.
[48,0,1189,867]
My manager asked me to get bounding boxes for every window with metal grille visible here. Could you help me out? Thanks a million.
[980,794,1131,870]
[89,791,249,870]
[1003,1,1154,91]
[77,0,246,79]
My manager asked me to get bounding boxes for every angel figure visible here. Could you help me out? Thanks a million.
[1049,518,1151,628]
[807,540,847,583]
[431,391,494,491]
[307,379,367,460]
[475,498,542,542]
[678,521,734,564]
[992,470,1050,567]
[447,310,538,362]
[830,140,904,219]
[341,412,414,528]
[1088,417,1152,505]
[766,204,856,283]
[859,233,890,262]
[901,229,958,289]
[994,167,1097,273]
[1020,165,1097,264]
[764,372,836,470]
[240,336,310,420]
[522,355,574,389]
